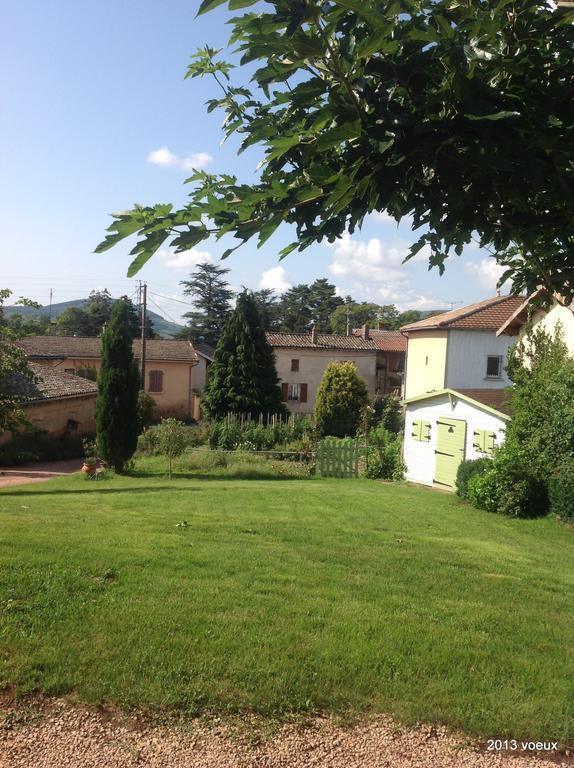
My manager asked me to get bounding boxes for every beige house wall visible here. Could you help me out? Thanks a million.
[34,357,195,419]
[529,300,574,357]
[0,394,96,447]
[274,348,377,415]
[404,331,448,398]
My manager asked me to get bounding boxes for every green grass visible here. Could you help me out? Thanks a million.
[1,456,573,741]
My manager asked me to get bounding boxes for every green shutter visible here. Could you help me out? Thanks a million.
[421,420,431,442]
[484,431,496,455]
[473,429,497,455]
[472,429,485,452]
[411,419,421,440]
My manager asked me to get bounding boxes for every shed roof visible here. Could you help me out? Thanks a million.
[17,336,198,363]
[402,388,511,419]
[6,363,98,403]
[266,332,378,351]
[400,295,525,332]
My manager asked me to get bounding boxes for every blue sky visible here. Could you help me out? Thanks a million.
[0,0,508,323]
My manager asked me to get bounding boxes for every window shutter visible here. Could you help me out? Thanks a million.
[300,383,308,403]
[148,370,163,393]
[281,382,288,402]
[411,419,421,440]
[421,421,431,441]
[473,429,484,452]
[485,431,496,455]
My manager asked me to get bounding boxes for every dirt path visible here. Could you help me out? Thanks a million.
[0,702,570,768]
[0,459,81,488]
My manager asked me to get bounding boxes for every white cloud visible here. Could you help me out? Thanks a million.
[328,233,428,284]
[465,258,511,292]
[158,248,212,270]
[371,210,415,228]
[147,146,213,171]
[258,265,292,293]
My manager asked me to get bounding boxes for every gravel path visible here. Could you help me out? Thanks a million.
[0,701,570,768]
[0,459,81,488]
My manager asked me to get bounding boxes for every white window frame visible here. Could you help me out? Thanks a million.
[287,383,300,401]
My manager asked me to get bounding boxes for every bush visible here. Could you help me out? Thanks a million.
[456,457,493,499]
[371,396,404,434]
[137,391,156,431]
[0,430,86,465]
[137,428,160,456]
[466,468,499,512]
[207,415,314,452]
[364,424,404,480]
[315,361,368,438]
[548,464,574,522]
[465,452,548,518]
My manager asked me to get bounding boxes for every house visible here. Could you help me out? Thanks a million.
[497,290,574,353]
[1,363,97,445]
[402,388,510,490]
[192,343,215,394]
[352,326,406,397]
[17,336,199,419]
[401,295,525,398]
[266,328,378,414]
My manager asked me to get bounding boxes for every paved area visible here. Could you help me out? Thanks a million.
[0,459,80,488]
[0,702,570,768]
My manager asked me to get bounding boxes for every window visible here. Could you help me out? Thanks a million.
[473,429,496,455]
[288,383,300,401]
[486,355,503,378]
[148,369,164,393]
[291,359,299,372]
[411,419,431,442]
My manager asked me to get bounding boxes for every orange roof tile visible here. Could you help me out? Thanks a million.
[400,295,525,332]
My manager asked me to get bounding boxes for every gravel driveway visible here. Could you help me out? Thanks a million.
[0,460,81,488]
[0,702,570,768]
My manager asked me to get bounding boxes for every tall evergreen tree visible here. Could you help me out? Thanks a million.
[96,299,140,473]
[252,288,281,331]
[308,278,344,332]
[180,262,234,346]
[201,291,285,419]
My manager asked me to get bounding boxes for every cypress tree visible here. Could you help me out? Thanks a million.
[96,299,140,472]
[201,291,285,419]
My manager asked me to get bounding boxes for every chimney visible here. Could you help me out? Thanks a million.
[310,324,317,344]
[361,323,369,340]
[49,320,57,336]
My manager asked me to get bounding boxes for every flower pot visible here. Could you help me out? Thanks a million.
[82,460,97,474]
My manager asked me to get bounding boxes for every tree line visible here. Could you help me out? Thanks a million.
[178,262,441,346]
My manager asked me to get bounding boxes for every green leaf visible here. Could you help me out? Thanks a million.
[316,120,362,151]
[333,0,386,29]
[197,0,228,16]
[465,111,521,121]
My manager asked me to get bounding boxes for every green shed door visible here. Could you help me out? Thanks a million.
[435,417,467,489]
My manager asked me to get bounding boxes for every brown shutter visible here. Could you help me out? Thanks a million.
[281,382,288,402]
[300,383,308,403]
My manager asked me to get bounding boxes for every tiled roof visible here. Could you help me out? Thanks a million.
[194,342,215,360]
[17,336,198,363]
[457,388,512,416]
[6,363,97,403]
[352,329,406,353]
[400,295,525,332]
[266,332,378,351]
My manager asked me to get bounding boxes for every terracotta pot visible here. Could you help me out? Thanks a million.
[82,460,97,474]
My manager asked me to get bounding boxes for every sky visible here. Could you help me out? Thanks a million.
[0,0,510,325]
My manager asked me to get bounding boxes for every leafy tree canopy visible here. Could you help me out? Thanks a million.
[56,290,154,338]
[0,290,37,432]
[97,1,574,300]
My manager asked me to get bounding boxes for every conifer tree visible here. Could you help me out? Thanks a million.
[315,361,368,438]
[96,299,140,472]
[180,262,233,345]
[201,291,285,419]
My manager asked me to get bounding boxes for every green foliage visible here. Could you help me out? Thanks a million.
[315,361,368,437]
[466,454,549,519]
[456,457,493,500]
[466,468,500,514]
[0,289,35,432]
[179,262,233,345]
[137,391,156,431]
[207,414,314,451]
[201,291,286,419]
[364,424,404,480]
[548,463,574,523]
[371,395,403,434]
[273,279,343,333]
[97,1,574,299]
[155,418,188,478]
[96,299,141,473]
[330,303,399,334]
[0,430,85,466]
[55,289,154,338]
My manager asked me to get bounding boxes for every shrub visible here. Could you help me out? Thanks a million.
[371,395,404,434]
[137,391,156,431]
[207,415,314,452]
[364,424,404,480]
[466,468,499,512]
[548,464,574,522]
[0,430,85,465]
[456,457,493,499]
[315,361,368,438]
[137,428,160,456]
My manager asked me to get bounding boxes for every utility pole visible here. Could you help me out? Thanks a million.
[346,306,351,336]
[48,288,53,322]
[140,281,147,390]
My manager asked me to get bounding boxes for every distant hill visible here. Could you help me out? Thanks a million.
[4,299,185,339]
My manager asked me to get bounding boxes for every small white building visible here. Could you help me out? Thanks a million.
[402,388,510,490]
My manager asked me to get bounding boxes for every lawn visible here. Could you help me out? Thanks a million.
[0,456,572,742]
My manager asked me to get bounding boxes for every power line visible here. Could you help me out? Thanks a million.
[147,289,193,308]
